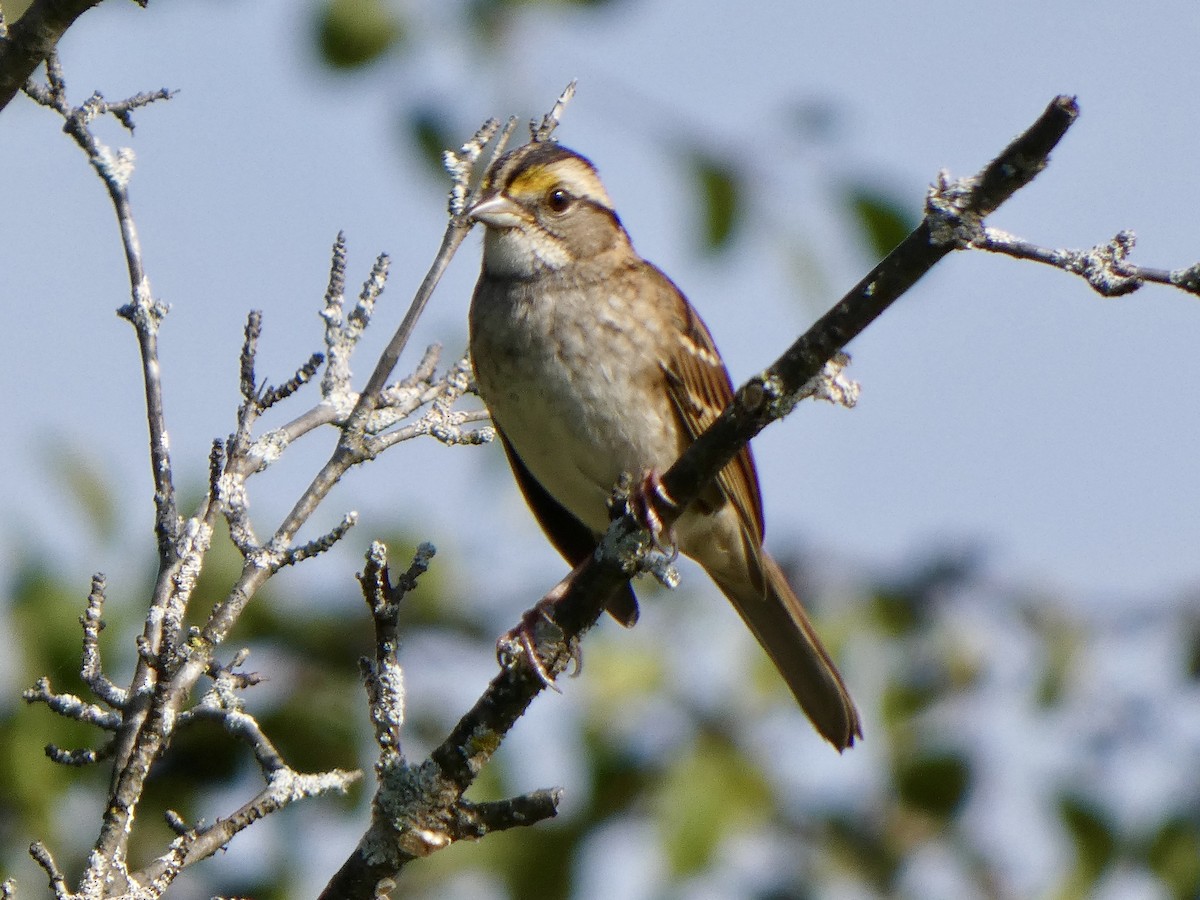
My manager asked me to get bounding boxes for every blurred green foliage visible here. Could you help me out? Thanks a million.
[5,462,1196,899]
[467,0,622,45]
[843,181,919,260]
[654,731,772,875]
[689,152,742,254]
[1058,794,1118,895]
[1147,817,1200,899]
[316,0,404,70]
[406,105,459,180]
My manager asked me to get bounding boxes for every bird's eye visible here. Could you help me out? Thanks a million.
[546,188,572,213]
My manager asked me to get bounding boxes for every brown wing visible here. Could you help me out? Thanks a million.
[652,265,765,546]
[494,426,640,627]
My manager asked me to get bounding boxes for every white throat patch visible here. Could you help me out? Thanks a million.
[483,226,572,277]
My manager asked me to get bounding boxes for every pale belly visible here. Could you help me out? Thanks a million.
[471,276,750,580]
[471,283,681,535]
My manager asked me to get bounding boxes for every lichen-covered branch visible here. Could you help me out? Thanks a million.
[318,543,561,899]
[20,53,498,899]
[972,226,1200,298]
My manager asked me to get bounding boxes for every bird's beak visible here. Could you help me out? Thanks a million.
[467,193,527,229]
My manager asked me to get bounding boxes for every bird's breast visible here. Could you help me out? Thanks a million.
[470,276,680,534]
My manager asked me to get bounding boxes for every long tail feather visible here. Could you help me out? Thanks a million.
[711,552,861,750]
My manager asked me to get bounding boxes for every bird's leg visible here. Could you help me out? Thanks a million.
[498,469,678,688]
[629,468,680,561]
[496,563,586,689]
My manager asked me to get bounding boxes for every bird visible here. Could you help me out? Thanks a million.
[467,140,861,750]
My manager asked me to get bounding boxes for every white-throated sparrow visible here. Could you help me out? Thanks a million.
[468,141,861,750]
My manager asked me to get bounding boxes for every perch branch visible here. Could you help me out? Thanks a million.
[0,0,110,115]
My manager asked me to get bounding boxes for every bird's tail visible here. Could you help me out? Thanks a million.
[711,552,861,751]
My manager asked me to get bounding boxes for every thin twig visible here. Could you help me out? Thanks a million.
[23,50,512,895]
[972,227,1200,298]
[531,80,577,141]
[29,841,69,900]
[352,115,521,409]
[319,542,558,899]
[80,574,126,708]
[24,678,121,730]
[133,766,361,888]
[29,58,181,552]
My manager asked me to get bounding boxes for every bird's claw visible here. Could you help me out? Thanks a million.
[496,586,583,690]
[629,468,680,560]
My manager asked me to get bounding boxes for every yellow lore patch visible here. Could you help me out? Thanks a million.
[507,165,562,198]
[507,158,612,207]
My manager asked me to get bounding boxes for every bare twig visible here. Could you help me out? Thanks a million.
[22,54,500,896]
[263,351,324,408]
[26,58,178,552]
[972,227,1200,298]
[359,541,431,752]
[130,660,362,889]
[45,744,113,767]
[278,512,359,567]
[29,841,69,900]
[23,678,121,731]
[355,112,523,406]
[531,79,577,141]
[445,116,508,216]
[134,766,361,890]
[319,542,559,898]
[80,574,126,708]
[25,68,193,868]
[370,356,494,450]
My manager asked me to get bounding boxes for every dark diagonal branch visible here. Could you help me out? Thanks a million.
[0,0,111,115]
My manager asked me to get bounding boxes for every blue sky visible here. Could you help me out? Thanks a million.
[4,0,1199,606]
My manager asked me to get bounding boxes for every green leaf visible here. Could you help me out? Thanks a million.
[893,752,970,820]
[1058,794,1118,887]
[843,182,917,260]
[1146,818,1200,899]
[45,443,118,543]
[689,152,742,253]
[879,682,940,727]
[653,732,770,875]
[315,0,404,70]
[405,107,457,180]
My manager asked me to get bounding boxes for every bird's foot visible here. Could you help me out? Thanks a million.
[629,468,680,561]
[496,569,583,690]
